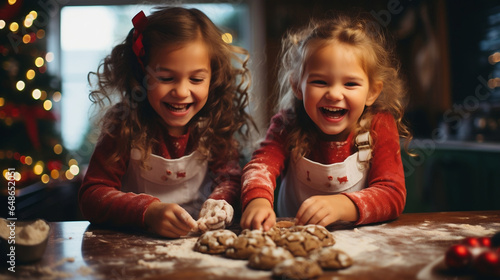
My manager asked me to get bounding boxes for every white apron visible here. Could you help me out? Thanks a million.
[121,149,213,219]
[277,132,372,217]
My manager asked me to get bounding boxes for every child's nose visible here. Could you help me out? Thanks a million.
[171,80,190,98]
[325,86,344,101]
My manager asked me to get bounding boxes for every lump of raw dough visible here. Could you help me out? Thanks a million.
[275,220,296,228]
[193,229,237,254]
[248,246,294,270]
[225,229,276,259]
[292,224,335,247]
[197,199,234,232]
[272,257,323,279]
[310,246,353,270]
[275,231,322,257]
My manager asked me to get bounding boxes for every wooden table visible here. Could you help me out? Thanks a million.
[2,211,499,279]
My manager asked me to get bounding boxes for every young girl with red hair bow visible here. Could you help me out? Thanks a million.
[79,7,253,238]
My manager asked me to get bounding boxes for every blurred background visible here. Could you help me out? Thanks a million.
[1,0,499,221]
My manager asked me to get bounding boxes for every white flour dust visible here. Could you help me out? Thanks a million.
[137,237,271,278]
[330,221,500,276]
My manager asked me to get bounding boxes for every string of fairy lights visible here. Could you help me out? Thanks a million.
[1,1,80,186]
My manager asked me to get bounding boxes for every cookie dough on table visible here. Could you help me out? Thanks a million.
[275,220,296,228]
[310,246,353,270]
[275,231,322,257]
[292,224,336,247]
[264,220,296,243]
[225,229,276,259]
[193,229,237,254]
[248,245,294,270]
[272,257,323,279]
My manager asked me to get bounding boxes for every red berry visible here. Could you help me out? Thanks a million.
[445,244,473,270]
[474,251,500,277]
[462,237,480,247]
[478,237,491,247]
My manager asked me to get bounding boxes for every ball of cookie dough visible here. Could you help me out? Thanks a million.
[275,231,322,257]
[197,199,234,232]
[193,229,237,254]
[293,224,335,247]
[225,229,276,259]
[310,247,353,270]
[272,257,323,279]
[264,226,287,243]
[265,220,297,242]
[248,246,294,270]
[275,220,296,228]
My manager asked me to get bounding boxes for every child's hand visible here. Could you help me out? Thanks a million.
[295,194,359,226]
[144,201,198,238]
[240,198,276,231]
[197,199,234,232]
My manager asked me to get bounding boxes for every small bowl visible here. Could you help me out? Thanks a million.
[0,219,50,263]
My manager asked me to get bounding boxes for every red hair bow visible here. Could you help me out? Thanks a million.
[132,11,148,69]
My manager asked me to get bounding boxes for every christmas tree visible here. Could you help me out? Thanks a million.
[0,0,80,191]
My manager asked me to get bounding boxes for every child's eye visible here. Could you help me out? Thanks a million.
[190,77,205,83]
[310,80,327,85]
[345,82,359,87]
[157,77,174,82]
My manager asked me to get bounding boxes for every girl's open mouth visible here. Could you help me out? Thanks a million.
[320,107,348,119]
[165,103,192,112]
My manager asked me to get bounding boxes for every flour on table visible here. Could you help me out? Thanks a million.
[143,253,156,259]
[9,257,80,279]
[444,223,499,236]
[331,221,500,276]
[138,237,271,278]
[84,231,96,238]
[138,259,175,269]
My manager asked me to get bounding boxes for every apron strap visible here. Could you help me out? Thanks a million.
[355,132,372,162]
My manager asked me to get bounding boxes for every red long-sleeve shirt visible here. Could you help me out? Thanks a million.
[241,111,406,225]
[79,130,241,228]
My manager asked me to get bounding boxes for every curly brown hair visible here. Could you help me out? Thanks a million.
[276,13,412,159]
[88,7,253,170]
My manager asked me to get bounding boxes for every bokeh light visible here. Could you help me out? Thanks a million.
[43,100,52,110]
[16,80,25,91]
[53,144,63,154]
[32,89,41,99]
[26,69,35,80]
[41,174,50,184]
[9,22,19,32]
[52,91,62,102]
[35,57,44,67]
[45,52,54,62]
